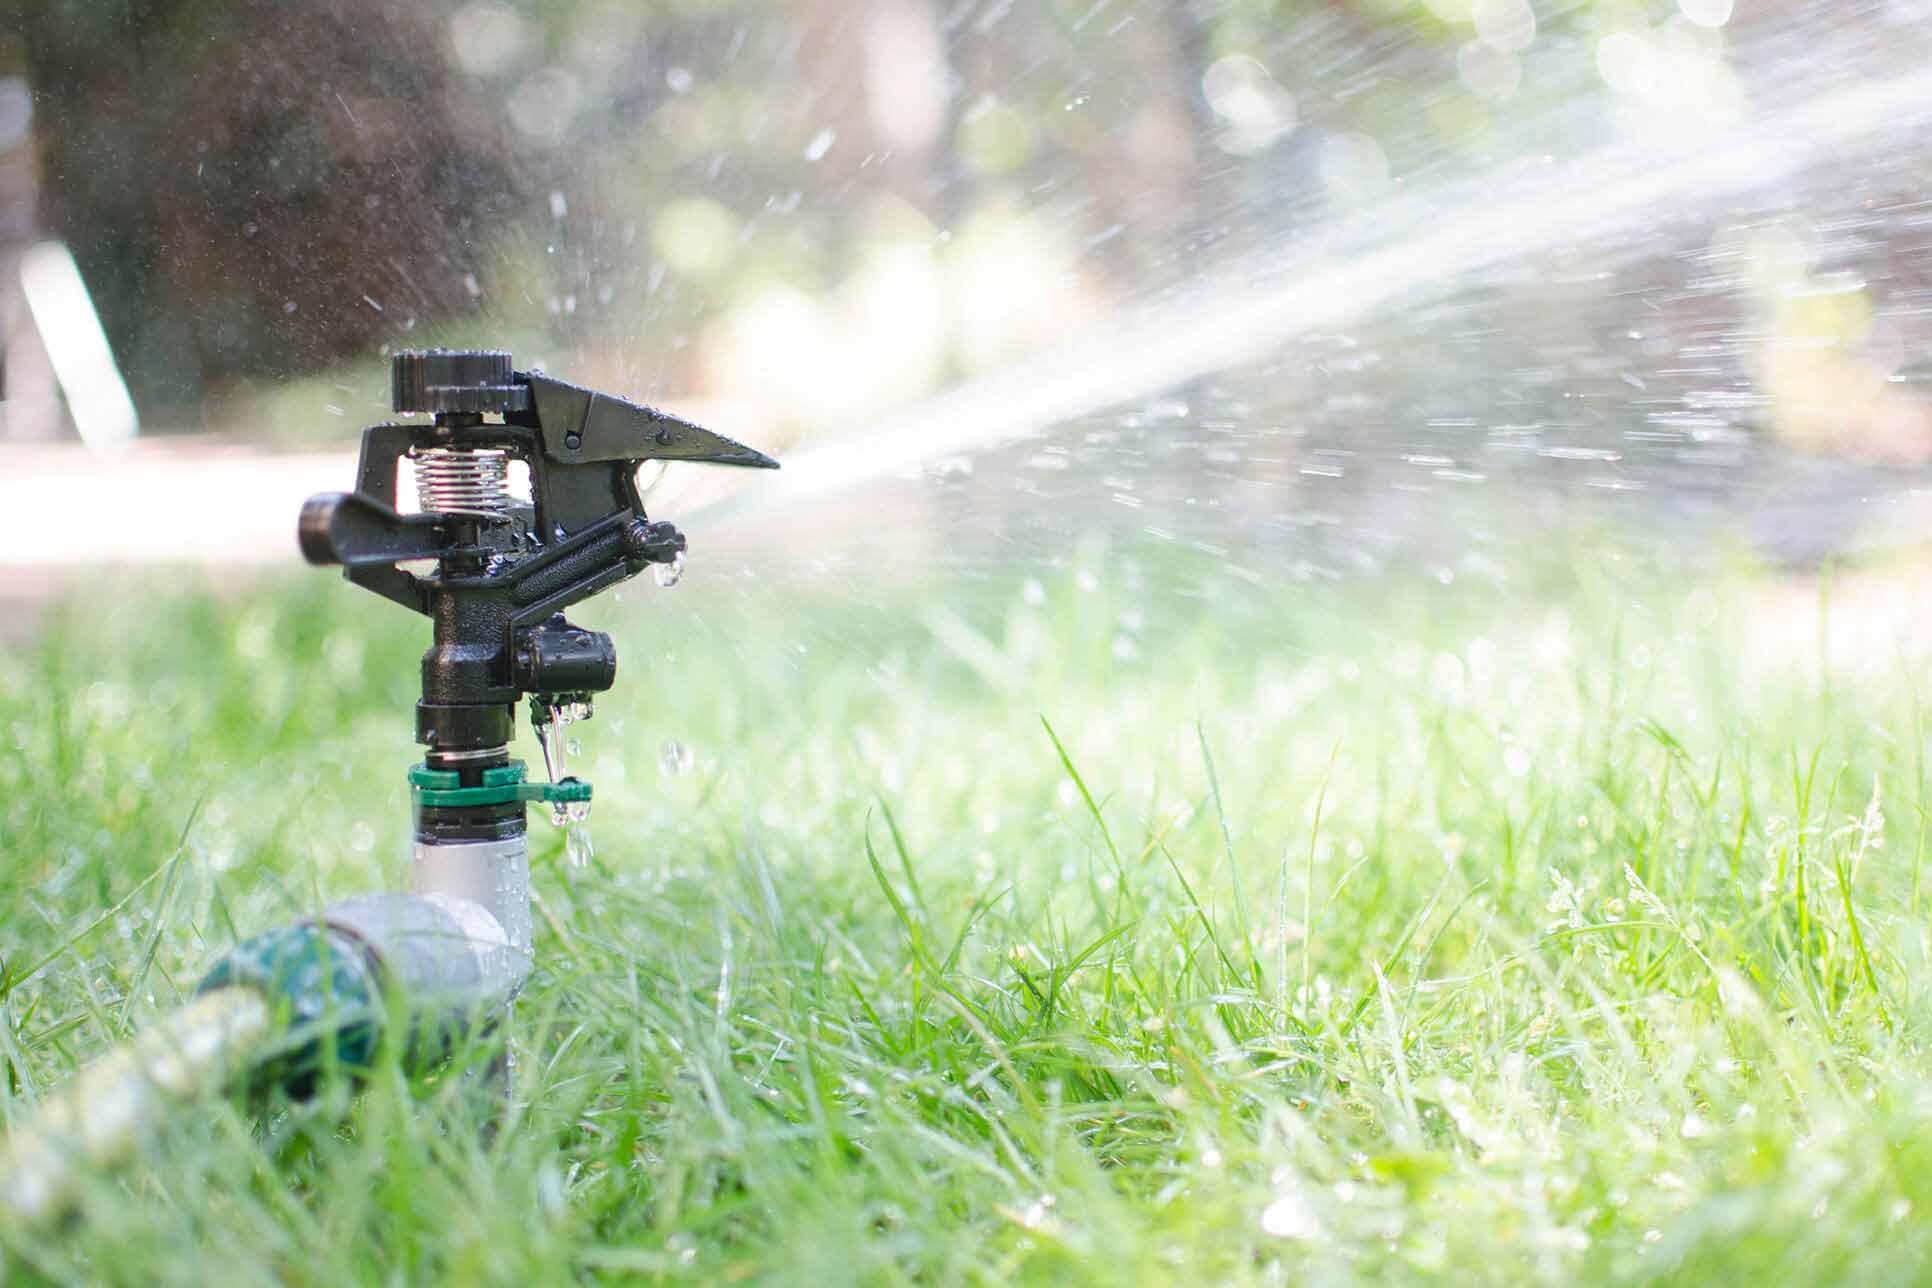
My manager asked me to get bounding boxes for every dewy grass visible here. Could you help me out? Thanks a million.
[2,548,1932,1284]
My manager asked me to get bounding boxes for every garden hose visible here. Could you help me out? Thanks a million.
[0,893,523,1238]
[0,987,273,1231]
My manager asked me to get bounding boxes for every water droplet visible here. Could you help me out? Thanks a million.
[564,815,593,867]
[659,740,696,778]
[654,550,686,588]
[1260,1191,1320,1239]
[1019,1194,1057,1230]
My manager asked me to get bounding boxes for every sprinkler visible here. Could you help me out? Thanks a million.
[0,351,777,1232]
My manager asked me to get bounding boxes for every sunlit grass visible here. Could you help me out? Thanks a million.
[3,549,1932,1284]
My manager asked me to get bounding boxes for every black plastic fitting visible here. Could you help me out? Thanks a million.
[515,616,617,695]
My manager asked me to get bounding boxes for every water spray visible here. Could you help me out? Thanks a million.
[0,350,776,1233]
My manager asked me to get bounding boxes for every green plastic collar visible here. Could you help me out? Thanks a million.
[409,760,592,807]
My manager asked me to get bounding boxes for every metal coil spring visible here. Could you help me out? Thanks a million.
[412,448,510,518]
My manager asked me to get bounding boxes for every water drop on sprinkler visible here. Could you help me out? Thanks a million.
[654,550,686,588]
[564,820,594,867]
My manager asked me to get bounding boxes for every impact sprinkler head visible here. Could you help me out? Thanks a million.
[298,350,777,961]
[301,349,775,739]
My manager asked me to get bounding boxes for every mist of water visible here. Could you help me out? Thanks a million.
[718,47,1932,525]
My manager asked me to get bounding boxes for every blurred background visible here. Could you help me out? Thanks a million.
[4,0,1932,601]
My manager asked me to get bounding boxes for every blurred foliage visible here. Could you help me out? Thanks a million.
[13,0,1757,428]
[18,0,515,409]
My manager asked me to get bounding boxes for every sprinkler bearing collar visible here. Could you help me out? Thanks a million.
[408,760,591,808]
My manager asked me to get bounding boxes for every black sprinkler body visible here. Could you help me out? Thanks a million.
[302,349,775,761]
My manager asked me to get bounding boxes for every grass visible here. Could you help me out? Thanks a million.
[2,542,1931,1284]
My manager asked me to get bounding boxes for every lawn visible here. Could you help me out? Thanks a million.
[2,542,1929,1284]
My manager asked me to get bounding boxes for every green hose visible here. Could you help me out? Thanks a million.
[0,987,273,1231]
[0,897,517,1245]
[0,918,383,1240]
